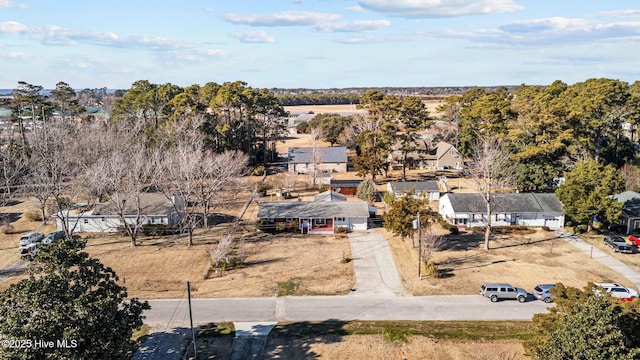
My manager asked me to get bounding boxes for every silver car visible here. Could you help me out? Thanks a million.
[480,283,528,303]
[533,284,556,303]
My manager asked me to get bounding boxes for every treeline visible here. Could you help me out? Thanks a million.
[275,92,361,106]
[439,78,640,192]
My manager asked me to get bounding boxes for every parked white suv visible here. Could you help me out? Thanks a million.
[19,232,44,246]
[593,282,638,301]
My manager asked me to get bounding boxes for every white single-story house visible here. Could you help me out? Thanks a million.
[288,146,348,174]
[55,193,184,233]
[257,199,369,234]
[439,193,565,230]
[387,181,440,201]
[613,191,640,234]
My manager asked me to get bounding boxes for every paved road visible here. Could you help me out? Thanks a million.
[142,295,551,328]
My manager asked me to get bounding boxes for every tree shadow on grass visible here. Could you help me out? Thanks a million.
[440,232,484,251]
[264,320,348,360]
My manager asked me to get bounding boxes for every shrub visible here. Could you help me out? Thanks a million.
[608,224,626,234]
[318,185,328,193]
[574,224,589,234]
[437,218,459,234]
[423,261,439,278]
[23,209,43,222]
[257,183,268,195]
[140,224,178,236]
[335,226,349,234]
[252,166,265,176]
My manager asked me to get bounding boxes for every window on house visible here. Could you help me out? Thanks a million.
[285,217,293,222]
[336,217,345,222]
[472,214,483,221]
[314,218,326,225]
[83,219,89,224]
[496,213,506,221]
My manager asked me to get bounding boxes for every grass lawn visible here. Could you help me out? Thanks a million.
[186,320,532,360]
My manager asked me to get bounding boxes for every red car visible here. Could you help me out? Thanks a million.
[629,235,640,247]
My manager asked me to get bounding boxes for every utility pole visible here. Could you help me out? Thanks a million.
[417,212,422,280]
[188,281,197,358]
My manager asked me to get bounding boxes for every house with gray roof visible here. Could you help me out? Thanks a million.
[439,193,565,230]
[330,179,362,196]
[55,193,184,233]
[288,146,348,174]
[613,191,640,233]
[258,197,369,234]
[387,181,440,201]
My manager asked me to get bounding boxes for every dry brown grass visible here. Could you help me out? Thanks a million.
[284,99,444,117]
[194,334,526,360]
[383,226,634,295]
[266,335,526,360]
[579,231,640,270]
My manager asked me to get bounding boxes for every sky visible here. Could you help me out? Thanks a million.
[1,0,640,90]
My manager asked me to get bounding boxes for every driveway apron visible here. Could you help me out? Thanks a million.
[348,230,405,297]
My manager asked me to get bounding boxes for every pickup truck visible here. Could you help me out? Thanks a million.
[603,236,636,254]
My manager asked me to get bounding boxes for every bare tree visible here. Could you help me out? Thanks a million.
[466,135,516,250]
[309,127,323,187]
[154,119,249,245]
[91,143,155,246]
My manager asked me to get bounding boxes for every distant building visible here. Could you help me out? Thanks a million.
[288,146,348,174]
[387,181,440,201]
[613,191,640,233]
[55,193,184,233]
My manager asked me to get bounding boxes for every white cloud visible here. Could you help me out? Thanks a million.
[346,5,366,12]
[0,0,27,9]
[0,50,28,59]
[224,11,341,26]
[439,17,640,46]
[595,9,640,18]
[317,19,391,32]
[358,0,523,18]
[499,17,588,33]
[0,21,28,33]
[230,30,275,43]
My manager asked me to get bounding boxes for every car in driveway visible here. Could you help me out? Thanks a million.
[603,236,636,253]
[19,232,44,246]
[480,283,528,303]
[19,243,40,258]
[533,284,556,303]
[593,282,638,302]
[42,230,66,245]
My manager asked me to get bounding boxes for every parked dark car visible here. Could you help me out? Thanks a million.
[603,236,636,254]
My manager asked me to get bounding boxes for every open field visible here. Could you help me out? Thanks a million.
[187,321,531,360]
[284,99,445,117]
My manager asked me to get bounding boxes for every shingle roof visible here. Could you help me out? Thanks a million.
[330,179,362,188]
[92,192,174,216]
[444,193,564,213]
[288,147,347,164]
[258,201,369,219]
[613,191,640,218]
[314,191,347,202]
[390,181,439,193]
